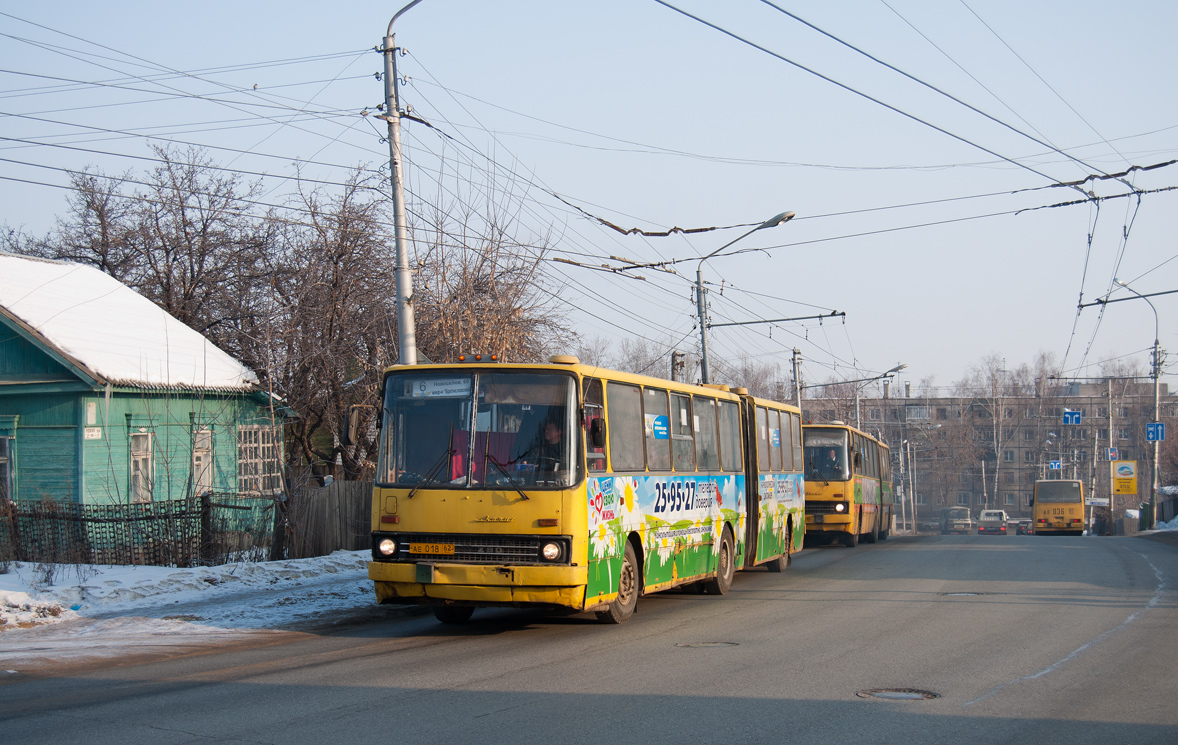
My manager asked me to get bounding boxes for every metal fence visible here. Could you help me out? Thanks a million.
[0,481,375,568]
[0,494,276,567]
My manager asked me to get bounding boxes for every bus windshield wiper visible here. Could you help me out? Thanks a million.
[405,446,455,499]
[485,453,530,501]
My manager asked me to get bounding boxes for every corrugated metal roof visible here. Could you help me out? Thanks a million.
[0,252,258,391]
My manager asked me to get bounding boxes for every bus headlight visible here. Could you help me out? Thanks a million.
[378,538,397,556]
[834,502,846,513]
[540,542,562,561]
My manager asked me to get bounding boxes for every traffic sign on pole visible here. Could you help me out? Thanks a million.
[1063,410,1082,425]
[1049,460,1062,470]
[1107,447,1118,460]
[1147,422,1166,442]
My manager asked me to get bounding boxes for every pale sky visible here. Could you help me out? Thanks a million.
[2,0,1176,396]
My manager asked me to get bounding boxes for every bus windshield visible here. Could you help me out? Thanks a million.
[1036,481,1083,503]
[376,370,578,489]
[803,427,850,481]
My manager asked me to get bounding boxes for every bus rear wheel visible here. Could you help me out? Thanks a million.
[704,528,736,594]
[596,541,639,624]
[767,529,792,572]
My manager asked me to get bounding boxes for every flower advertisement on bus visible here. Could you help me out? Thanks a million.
[758,473,805,560]
[585,474,745,599]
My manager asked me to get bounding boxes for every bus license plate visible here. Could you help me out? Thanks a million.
[409,542,454,555]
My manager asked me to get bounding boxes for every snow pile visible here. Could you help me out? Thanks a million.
[0,590,79,630]
[1154,516,1178,531]
[0,550,396,670]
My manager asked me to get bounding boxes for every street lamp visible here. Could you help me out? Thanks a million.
[1114,278,1161,529]
[697,211,795,383]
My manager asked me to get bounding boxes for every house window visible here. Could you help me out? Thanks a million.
[916,493,926,505]
[1004,493,1015,505]
[1003,450,1015,462]
[193,429,213,496]
[957,494,969,506]
[1118,428,1131,440]
[1023,429,1034,441]
[130,432,153,503]
[0,437,11,503]
[869,408,881,421]
[238,425,282,495]
[1024,451,1035,462]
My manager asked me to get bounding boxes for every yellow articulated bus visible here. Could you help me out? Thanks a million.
[367,355,804,624]
[802,422,892,547]
[1032,479,1085,536]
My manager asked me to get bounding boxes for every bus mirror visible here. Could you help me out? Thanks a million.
[590,418,607,448]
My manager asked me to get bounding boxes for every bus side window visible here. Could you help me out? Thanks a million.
[791,413,803,470]
[695,397,720,471]
[583,377,607,472]
[779,410,793,472]
[605,382,645,472]
[768,409,783,472]
[718,399,742,472]
[644,388,672,472]
[671,393,695,471]
[756,406,770,472]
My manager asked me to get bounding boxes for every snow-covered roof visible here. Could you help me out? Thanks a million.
[0,252,258,391]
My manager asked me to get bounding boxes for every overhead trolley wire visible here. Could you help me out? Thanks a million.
[653,0,1092,195]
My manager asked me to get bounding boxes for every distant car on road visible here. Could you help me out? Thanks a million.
[1015,520,1033,535]
[940,507,973,535]
[978,509,1009,535]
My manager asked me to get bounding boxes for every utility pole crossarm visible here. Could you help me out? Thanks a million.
[708,310,844,329]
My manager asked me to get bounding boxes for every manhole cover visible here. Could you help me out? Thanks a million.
[857,688,940,700]
[675,642,739,648]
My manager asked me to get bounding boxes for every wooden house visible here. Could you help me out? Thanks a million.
[0,252,284,505]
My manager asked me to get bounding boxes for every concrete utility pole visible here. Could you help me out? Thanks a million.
[1115,279,1161,529]
[792,348,803,409]
[670,350,686,382]
[696,211,794,383]
[382,0,424,366]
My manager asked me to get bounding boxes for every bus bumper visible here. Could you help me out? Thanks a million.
[368,562,588,609]
[805,514,852,532]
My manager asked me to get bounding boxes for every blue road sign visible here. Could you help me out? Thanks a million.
[1049,460,1062,470]
[1147,422,1166,442]
[1063,410,1082,425]
[1107,447,1118,460]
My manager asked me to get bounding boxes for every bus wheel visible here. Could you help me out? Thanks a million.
[596,542,639,624]
[767,529,792,572]
[879,523,889,541]
[434,605,474,624]
[864,519,879,544]
[704,528,736,595]
[842,530,859,548]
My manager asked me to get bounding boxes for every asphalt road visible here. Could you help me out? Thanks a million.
[3,533,1176,744]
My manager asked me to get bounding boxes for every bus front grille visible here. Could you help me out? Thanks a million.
[372,532,568,565]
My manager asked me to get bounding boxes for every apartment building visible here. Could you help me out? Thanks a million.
[801,379,1173,525]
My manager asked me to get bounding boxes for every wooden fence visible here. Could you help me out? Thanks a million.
[284,480,372,559]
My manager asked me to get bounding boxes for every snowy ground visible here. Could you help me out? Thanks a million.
[0,550,412,673]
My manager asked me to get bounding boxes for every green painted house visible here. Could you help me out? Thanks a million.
[0,252,284,506]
